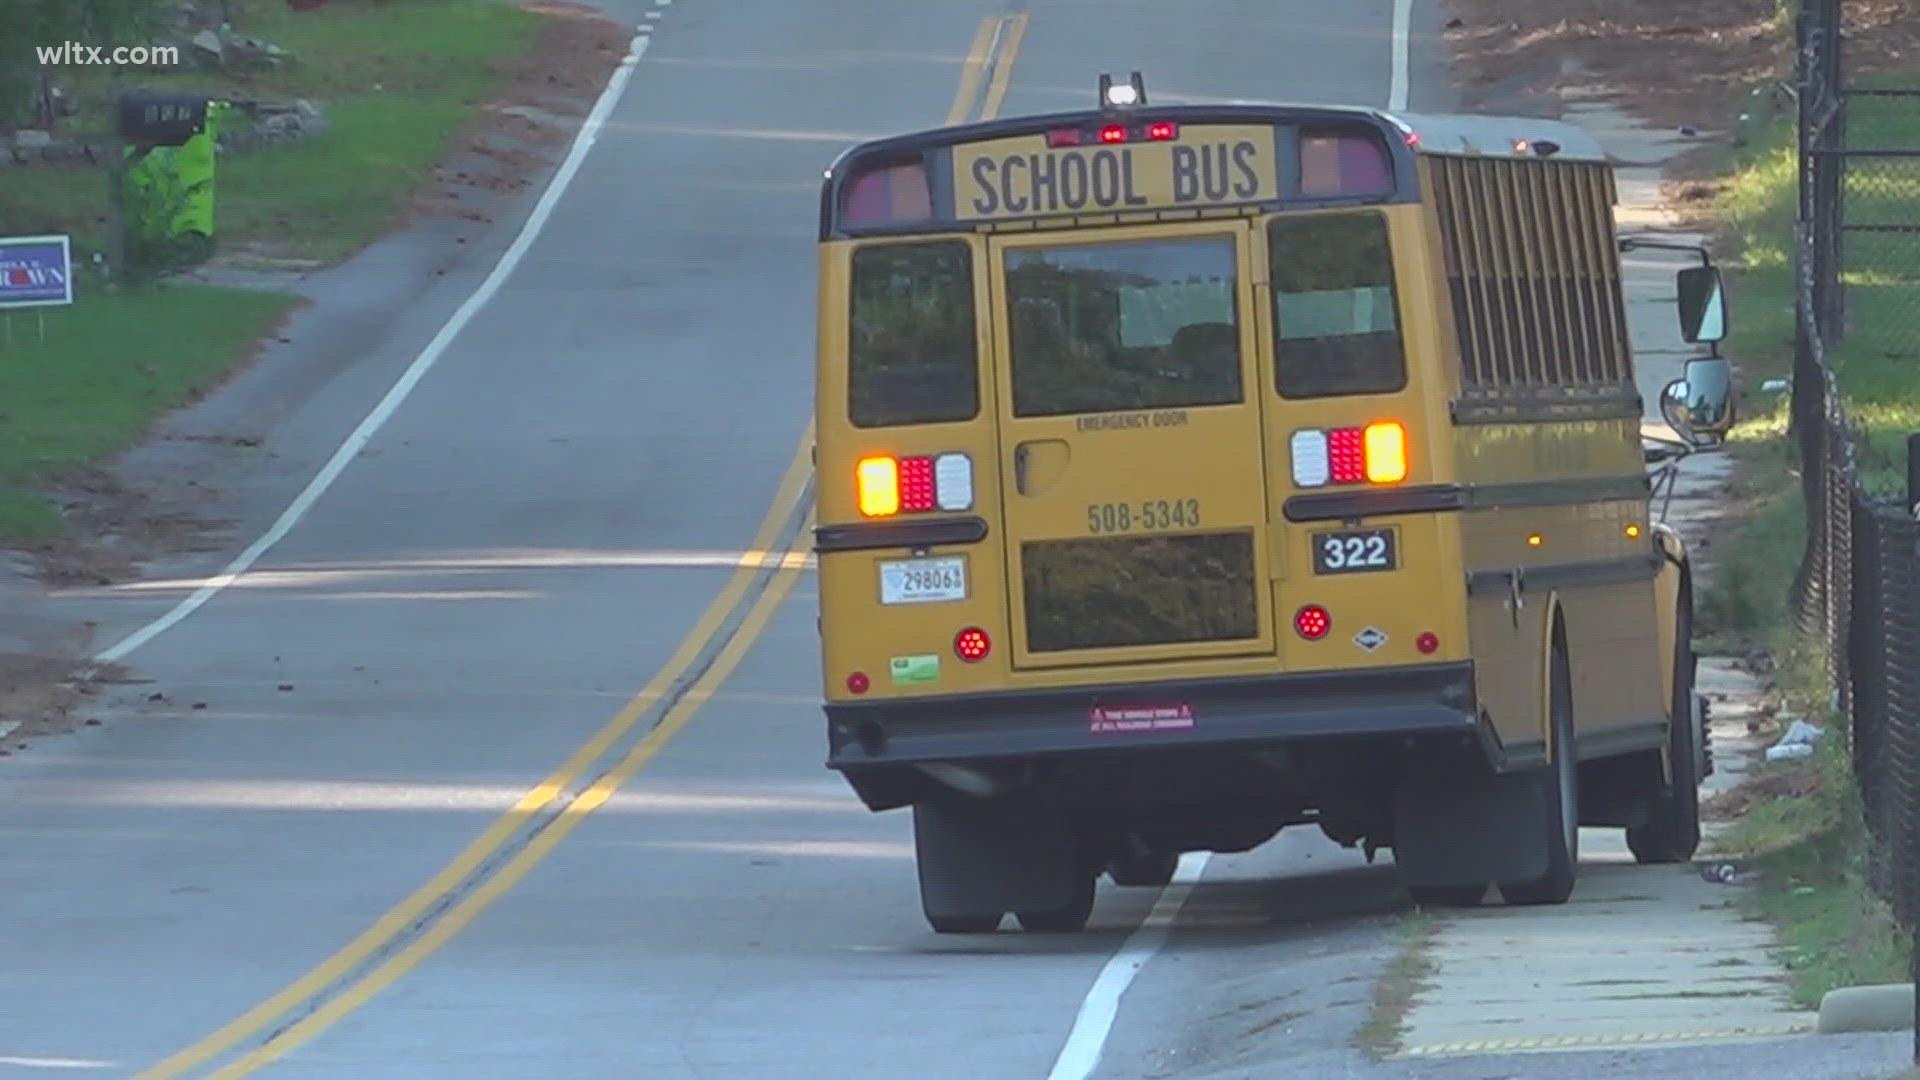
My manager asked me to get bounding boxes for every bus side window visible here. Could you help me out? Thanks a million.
[848,242,980,428]
[1269,213,1409,399]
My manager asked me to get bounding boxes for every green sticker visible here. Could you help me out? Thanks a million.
[890,654,940,685]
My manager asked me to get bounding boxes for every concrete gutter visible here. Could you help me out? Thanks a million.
[1818,983,1916,1034]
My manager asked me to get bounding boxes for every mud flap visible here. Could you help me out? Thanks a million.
[1391,770,1551,888]
[913,799,1083,920]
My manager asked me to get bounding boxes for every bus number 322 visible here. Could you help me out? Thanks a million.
[1088,499,1200,534]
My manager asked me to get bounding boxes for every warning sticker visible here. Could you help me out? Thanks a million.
[1089,703,1195,733]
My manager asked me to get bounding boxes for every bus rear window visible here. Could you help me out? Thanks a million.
[1269,212,1407,399]
[848,242,979,428]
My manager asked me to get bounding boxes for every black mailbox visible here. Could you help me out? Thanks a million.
[116,91,208,146]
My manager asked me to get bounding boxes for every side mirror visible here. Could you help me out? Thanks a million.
[1676,265,1727,346]
[1659,356,1737,446]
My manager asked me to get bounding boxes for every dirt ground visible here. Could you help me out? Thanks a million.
[0,2,627,742]
[1443,0,1920,133]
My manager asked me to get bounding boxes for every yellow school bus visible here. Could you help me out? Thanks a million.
[813,74,1737,933]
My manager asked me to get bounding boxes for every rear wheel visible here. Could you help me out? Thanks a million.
[1408,883,1485,908]
[927,913,1001,934]
[1015,868,1096,933]
[1107,847,1179,888]
[1628,594,1703,864]
[1499,642,1579,906]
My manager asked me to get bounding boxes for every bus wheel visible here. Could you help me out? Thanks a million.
[914,798,1086,934]
[1628,596,1702,864]
[1107,847,1179,887]
[1408,883,1485,908]
[927,913,1002,934]
[1498,643,1579,906]
[1016,869,1096,933]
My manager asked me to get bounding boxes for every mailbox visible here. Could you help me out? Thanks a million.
[116,91,208,146]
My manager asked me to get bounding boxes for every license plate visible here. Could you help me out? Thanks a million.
[1311,528,1398,574]
[878,556,967,604]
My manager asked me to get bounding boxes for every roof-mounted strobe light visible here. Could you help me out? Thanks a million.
[1098,71,1147,111]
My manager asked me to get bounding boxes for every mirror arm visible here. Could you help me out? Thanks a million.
[1617,236,1713,267]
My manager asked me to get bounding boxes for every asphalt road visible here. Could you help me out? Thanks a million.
[0,2,1905,1078]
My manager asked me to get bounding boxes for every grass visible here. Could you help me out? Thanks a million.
[0,0,540,263]
[1356,910,1437,1056]
[0,286,300,537]
[1708,681,1912,1008]
[1699,90,1920,644]
[0,0,542,540]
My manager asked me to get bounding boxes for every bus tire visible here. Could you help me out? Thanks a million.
[1408,883,1485,907]
[1627,594,1702,864]
[1498,642,1579,906]
[1016,869,1096,933]
[927,913,1001,934]
[1107,847,1179,887]
[913,798,1085,934]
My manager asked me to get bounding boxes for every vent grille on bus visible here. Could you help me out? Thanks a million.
[1425,156,1634,402]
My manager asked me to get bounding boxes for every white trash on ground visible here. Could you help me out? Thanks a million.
[1765,718,1826,762]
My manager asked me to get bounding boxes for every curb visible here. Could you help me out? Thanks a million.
[1817,983,1915,1033]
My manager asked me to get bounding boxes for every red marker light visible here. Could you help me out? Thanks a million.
[1294,605,1331,640]
[1047,128,1082,147]
[1328,428,1366,485]
[955,627,991,662]
[846,671,871,694]
[1417,632,1440,655]
[1099,125,1128,144]
[898,456,936,513]
[1147,121,1177,141]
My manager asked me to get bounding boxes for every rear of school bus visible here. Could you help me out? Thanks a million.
[813,96,1489,931]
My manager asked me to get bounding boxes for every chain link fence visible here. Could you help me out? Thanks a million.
[1789,0,1920,1050]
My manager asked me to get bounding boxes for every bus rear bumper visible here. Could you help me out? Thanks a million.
[825,661,1480,808]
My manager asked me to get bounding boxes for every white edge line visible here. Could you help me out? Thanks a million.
[91,31,653,666]
[1388,0,1412,112]
[1046,852,1212,1080]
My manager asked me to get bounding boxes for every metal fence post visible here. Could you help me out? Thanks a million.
[1907,433,1918,520]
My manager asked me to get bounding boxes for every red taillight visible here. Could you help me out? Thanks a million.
[1147,121,1177,140]
[899,456,935,513]
[1047,128,1082,147]
[955,627,991,662]
[1328,428,1366,484]
[1294,605,1331,640]
[1100,125,1128,143]
[846,671,870,694]
[1417,632,1440,655]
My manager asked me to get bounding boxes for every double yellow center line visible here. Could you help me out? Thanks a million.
[950,13,1029,126]
[143,434,818,1078]
[142,14,1028,1075]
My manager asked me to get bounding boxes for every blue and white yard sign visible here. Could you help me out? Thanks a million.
[0,235,74,309]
